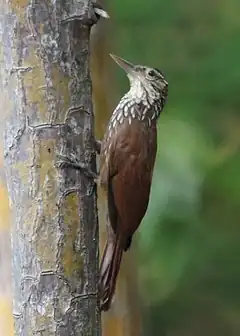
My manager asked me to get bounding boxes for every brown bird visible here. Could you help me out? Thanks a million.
[99,54,168,311]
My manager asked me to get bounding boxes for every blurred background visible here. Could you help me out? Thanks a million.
[0,0,240,335]
[102,0,240,334]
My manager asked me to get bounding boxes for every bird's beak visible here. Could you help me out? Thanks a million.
[110,54,136,75]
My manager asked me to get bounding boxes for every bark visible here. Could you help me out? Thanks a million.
[0,0,103,335]
[90,10,142,336]
[0,191,13,335]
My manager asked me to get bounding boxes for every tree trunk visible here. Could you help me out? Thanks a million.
[0,186,13,335]
[0,0,102,335]
[90,10,142,336]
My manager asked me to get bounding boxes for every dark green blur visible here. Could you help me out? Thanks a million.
[107,0,240,334]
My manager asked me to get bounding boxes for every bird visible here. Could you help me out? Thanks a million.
[98,53,168,311]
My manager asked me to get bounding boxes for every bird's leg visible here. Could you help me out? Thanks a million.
[55,138,101,178]
[55,139,102,197]
[55,153,98,181]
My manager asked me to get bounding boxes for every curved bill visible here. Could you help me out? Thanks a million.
[110,54,135,74]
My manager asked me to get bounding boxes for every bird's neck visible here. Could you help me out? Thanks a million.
[127,80,159,106]
[121,82,163,121]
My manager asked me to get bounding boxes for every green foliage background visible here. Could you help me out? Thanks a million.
[106,0,240,334]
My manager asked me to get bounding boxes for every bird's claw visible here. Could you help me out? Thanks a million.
[55,154,98,180]
[55,154,76,169]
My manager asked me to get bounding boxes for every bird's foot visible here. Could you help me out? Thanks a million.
[55,154,98,182]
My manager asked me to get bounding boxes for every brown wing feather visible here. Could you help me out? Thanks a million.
[100,118,157,248]
[111,169,152,239]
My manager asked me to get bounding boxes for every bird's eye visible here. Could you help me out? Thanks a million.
[148,69,155,77]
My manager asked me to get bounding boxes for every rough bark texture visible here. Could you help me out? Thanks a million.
[0,0,101,335]
[90,11,142,335]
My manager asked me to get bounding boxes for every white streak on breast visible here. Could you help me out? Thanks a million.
[117,112,122,121]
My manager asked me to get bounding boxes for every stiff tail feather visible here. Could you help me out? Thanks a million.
[99,232,123,311]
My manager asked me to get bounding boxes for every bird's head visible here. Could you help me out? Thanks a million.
[110,53,168,104]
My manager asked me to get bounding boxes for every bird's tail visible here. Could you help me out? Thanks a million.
[99,231,123,311]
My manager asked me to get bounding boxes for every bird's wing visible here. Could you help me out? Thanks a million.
[100,117,157,245]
